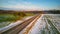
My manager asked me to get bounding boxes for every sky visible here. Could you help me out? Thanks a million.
[0,0,60,10]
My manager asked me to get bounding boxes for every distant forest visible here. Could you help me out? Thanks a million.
[0,10,60,14]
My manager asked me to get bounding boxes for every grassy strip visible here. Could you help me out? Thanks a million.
[0,13,35,28]
[0,13,35,22]
[0,14,21,22]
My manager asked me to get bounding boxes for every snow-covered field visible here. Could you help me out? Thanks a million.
[28,14,60,34]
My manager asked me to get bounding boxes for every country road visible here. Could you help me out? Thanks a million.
[0,14,60,34]
[0,14,42,34]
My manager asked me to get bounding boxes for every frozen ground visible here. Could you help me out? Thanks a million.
[28,14,60,34]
